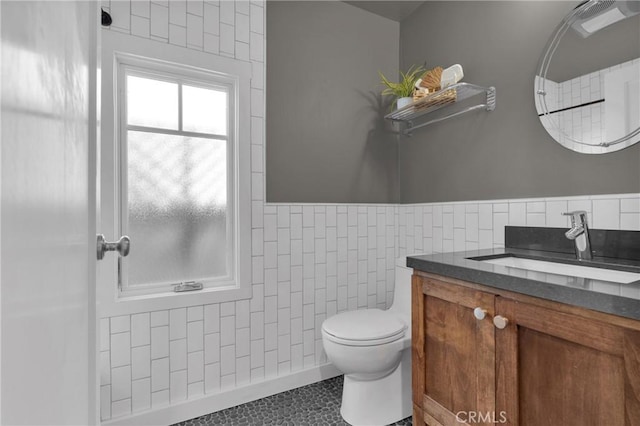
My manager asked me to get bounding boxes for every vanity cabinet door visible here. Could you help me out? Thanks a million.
[413,275,497,426]
[495,297,640,426]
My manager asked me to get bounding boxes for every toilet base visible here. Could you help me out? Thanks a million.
[339,348,412,426]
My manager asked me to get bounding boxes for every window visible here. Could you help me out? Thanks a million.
[120,65,236,295]
[100,32,252,311]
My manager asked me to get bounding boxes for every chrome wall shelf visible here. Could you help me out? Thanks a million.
[384,82,496,136]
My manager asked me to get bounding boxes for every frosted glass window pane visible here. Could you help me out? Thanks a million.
[126,130,228,287]
[127,75,179,130]
[183,85,228,135]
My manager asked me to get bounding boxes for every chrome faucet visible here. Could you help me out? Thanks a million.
[562,210,592,261]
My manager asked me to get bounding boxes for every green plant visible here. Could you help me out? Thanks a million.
[379,65,425,99]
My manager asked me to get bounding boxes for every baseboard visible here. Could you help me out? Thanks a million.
[103,364,342,426]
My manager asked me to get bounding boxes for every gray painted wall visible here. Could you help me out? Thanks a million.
[266,1,400,203]
[400,1,640,203]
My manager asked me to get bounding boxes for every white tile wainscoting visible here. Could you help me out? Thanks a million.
[100,203,398,423]
[98,2,640,425]
[396,194,640,258]
[100,191,640,424]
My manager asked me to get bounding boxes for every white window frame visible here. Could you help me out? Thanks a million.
[118,60,236,296]
[99,31,252,316]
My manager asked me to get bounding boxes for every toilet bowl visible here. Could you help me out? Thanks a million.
[321,259,413,426]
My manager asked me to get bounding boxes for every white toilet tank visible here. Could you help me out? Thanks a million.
[388,257,412,319]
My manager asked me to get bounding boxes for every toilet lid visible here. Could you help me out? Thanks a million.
[322,309,406,342]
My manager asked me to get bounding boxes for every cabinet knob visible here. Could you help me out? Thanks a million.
[473,307,487,320]
[493,315,509,329]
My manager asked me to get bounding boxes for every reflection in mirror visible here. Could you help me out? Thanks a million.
[535,0,640,154]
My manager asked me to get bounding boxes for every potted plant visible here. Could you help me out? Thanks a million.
[379,65,424,110]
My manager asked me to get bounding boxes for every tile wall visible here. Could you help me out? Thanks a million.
[99,204,397,421]
[101,192,640,422]
[397,194,640,258]
[99,3,397,421]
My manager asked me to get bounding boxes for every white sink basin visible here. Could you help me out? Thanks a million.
[478,256,640,284]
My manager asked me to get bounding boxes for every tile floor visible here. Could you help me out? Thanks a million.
[175,376,412,425]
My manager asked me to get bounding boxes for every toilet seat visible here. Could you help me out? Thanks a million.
[322,309,406,346]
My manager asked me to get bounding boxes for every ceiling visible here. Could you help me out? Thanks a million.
[343,1,425,22]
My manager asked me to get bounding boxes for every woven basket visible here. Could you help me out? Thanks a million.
[413,87,457,110]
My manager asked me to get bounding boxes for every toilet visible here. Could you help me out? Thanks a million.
[321,259,413,426]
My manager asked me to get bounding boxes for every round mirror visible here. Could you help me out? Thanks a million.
[535,0,640,154]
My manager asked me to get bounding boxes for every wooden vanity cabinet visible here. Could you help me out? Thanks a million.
[412,273,497,426]
[412,272,640,426]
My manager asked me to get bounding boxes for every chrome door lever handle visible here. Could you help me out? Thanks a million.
[97,234,130,260]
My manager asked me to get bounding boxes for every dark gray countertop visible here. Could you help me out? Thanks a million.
[407,248,640,322]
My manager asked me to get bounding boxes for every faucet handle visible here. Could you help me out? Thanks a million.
[562,210,587,217]
[562,210,588,225]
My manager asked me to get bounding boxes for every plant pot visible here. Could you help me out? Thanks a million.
[396,97,413,109]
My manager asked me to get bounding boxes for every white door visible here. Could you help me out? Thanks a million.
[1,1,98,424]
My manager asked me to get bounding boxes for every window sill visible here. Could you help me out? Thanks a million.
[98,284,252,318]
